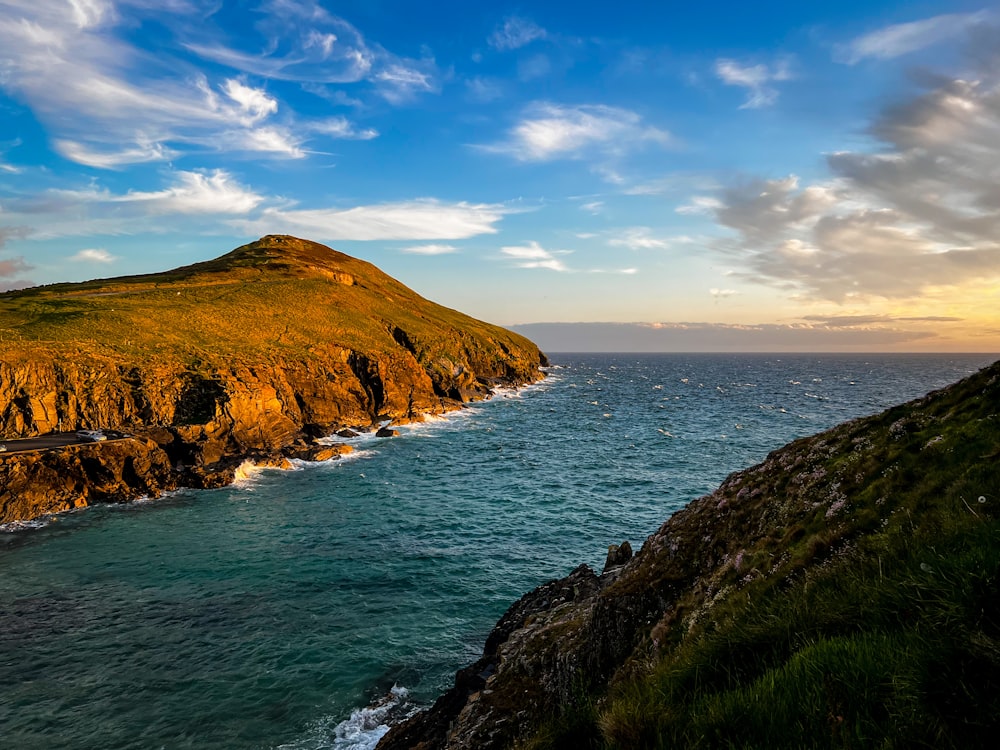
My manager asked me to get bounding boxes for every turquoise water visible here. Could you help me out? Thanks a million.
[1,354,995,749]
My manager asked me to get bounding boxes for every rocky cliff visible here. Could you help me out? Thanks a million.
[0,235,546,524]
[380,360,1000,749]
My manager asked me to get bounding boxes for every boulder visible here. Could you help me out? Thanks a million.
[602,540,633,573]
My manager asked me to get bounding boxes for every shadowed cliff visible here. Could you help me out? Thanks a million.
[0,235,546,523]
[380,359,1000,749]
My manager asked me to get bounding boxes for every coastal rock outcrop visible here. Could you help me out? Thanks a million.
[0,438,176,522]
[379,359,1000,750]
[0,235,546,524]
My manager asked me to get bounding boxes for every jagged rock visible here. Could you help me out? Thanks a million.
[602,540,633,573]
[0,438,177,521]
[336,428,360,438]
[282,444,353,462]
[375,426,398,438]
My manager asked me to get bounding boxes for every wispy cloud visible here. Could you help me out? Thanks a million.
[500,241,570,271]
[484,103,671,162]
[71,248,117,263]
[400,244,458,255]
[490,16,547,51]
[0,1,395,168]
[236,200,511,241]
[107,170,265,214]
[837,11,990,64]
[715,57,793,109]
[2,169,264,239]
[609,227,672,250]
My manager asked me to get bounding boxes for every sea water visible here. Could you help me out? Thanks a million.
[0,354,994,749]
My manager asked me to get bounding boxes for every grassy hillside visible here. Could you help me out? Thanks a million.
[0,235,539,372]
[525,361,1000,749]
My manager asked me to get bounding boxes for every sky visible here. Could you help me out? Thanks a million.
[1,0,999,352]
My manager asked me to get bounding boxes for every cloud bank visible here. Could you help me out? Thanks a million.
[689,38,1000,302]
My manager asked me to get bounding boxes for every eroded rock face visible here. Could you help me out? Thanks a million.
[0,439,176,522]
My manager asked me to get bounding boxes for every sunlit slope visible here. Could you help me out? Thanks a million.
[0,235,540,369]
[0,235,545,441]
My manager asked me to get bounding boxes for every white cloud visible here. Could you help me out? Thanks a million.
[487,103,671,162]
[609,227,672,250]
[232,127,306,158]
[490,17,547,51]
[500,241,570,271]
[307,117,378,140]
[0,0,431,167]
[580,201,604,214]
[1,169,265,239]
[374,62,438,103]
[54,140,178,169]
[71,248,116,263]
[221,79,278,125]
[715,57,793,109]
[400,244,458,255]
[838,11,990,64]
[676,196,724,215]
[110,170,264,214]
[710,288,737,298]
[236,200,511,241]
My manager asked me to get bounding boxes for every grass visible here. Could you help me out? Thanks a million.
[0,235,542,379]
[520,363,1000,750]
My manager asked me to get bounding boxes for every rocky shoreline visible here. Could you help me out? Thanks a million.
[0,376,542,527]
[0,235,547,525]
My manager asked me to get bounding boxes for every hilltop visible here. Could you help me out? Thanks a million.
[380,359,1000,749]
[0,235,546,523]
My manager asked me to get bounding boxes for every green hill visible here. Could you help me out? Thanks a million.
[0,235,545,523]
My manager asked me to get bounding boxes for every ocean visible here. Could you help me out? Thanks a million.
[0,353,995,749]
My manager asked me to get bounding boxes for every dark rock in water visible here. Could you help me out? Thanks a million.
[602,540,633,573]
[375,426,398,438]
[282,444,353,462]
[378,564,601,750]
[336,428,360,438]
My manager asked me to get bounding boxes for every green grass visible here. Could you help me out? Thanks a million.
[521,364,1000,750]
[0,235,542,377]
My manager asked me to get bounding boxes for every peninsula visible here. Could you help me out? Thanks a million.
[0,235,546,524]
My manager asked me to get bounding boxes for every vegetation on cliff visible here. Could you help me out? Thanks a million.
[380,360,999,749]
[0,235,545,523]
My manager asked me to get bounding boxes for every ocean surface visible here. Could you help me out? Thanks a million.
[1,353,995,749]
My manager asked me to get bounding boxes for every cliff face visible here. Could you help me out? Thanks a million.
[380,360,1000,750]
[0,236,546,524]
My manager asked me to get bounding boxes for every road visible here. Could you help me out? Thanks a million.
[0,432,128,454]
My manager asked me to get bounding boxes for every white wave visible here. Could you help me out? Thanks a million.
[276,685,413,750]
[233,460,264,484]
[0,517,52,533]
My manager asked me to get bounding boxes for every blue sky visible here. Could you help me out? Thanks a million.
[1,0,999,351]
